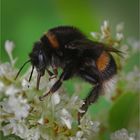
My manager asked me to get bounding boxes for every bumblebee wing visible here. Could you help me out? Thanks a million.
[65,39,123,57]
[65,39,105,59]
[65,39,102,50]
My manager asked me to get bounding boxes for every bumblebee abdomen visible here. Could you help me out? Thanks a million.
[96,51,117,80]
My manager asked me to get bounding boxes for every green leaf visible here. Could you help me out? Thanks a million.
[109,93,139,131]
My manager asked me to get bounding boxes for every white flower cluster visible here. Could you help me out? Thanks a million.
[91,21,124,47]
[110,128,136,140]
[125,66,140,92]
[0,41,100,139]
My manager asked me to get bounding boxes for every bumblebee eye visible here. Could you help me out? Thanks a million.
[36,51,46,74]
[38,52,43,63]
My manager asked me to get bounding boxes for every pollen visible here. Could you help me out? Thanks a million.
[46,32,59,48]
[96,51,110,72]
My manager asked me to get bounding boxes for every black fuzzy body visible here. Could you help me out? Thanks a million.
[29,26,118,123]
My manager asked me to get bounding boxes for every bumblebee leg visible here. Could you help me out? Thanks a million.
[78,69,102,124]
[53,67,58,76]
[49,55,58,80]
[47,69,54,77]
[78,84,102,124]
[49,67,58,81]
[39,67,73,101]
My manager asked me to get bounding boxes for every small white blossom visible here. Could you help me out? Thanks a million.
[125,66,140,92]
[5,40,15,56]
[0,81,5,92]
[101,20,111,39]
[22,78,31,89]
[116,22,124,33]
[76,131,84,138]
[51,92,60,105]
[5,40,17,66]
[37,117,44,125]
[68,94,83,111]
[0,63,16,78]
[70,131,87,140]
[2,120,40,140]
[127,38,140,53]
[26,128,40,140]
[60,108,72,129]
[2,122,12,136]
[5,85,20,96]
[2,95,30,120]
[2,120,28,138]
[79,117,100,136]
[116,33,124,41]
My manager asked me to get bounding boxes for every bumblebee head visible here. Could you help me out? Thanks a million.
[29,41,46,75]
[15,41,50,90]
[29,41,49,90]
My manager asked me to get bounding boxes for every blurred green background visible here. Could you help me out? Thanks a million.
[1,0,139,64]
[0,0,139,140]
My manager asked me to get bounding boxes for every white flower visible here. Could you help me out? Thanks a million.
[5,40,15,56]
[0,63,16,78]
[116,22,124,33]
[79,117,100,136]
[125,66,140,92]
[5,40,17,66]
[0,81,5,92]
[127,38,140,53]
[60,108,72,129]
[26,128,40,140]
[101,20,110,39]
[2,122,12,136]
[37,117,44,125]
[2,95,30,120]
[67,94,83,111]
[51,92,60,105]
[11,121,28,138]
[110,128,136,140]
[70,131,87,140]
[2,120,40,140]
[5,85,20,96]
[22,78,31,89]
[2,120,28,138]
[76,131,84,138]
[103,20,109,30]
[116,33,124,41]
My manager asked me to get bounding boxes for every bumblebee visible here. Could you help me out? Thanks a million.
[16,26,121,124]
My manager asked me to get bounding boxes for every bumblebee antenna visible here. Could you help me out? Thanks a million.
[28,65,34,82]
[15,60,31,80]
